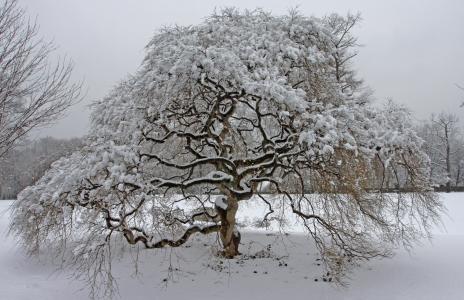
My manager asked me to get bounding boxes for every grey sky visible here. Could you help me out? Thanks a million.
[20,0,464,138]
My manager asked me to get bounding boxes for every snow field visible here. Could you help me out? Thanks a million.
[0,193,463,300]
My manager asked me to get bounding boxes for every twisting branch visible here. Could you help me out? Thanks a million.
[122,224,221,248]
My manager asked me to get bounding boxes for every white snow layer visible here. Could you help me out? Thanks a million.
[215,195,228,210]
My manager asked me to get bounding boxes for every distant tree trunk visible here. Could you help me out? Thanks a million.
[456,165,461,187]
[445,124,451,193]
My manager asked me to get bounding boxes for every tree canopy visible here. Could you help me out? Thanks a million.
[10,9,441,290]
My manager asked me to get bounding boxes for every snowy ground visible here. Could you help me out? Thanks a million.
[1,193,463,300]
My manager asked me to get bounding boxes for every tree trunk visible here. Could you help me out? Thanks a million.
[456,166,461,187]
[217,195,240,258]
[445,125,451,193]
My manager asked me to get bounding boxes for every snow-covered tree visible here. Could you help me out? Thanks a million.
[10,9,441,291]
[0,0,81,157]
[417,112,464,190]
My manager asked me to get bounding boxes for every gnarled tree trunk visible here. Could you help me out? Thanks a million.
[217,195,240,257]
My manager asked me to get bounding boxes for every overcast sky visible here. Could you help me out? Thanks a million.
[19,0,464,138]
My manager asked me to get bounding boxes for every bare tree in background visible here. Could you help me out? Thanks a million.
[0,0,81,157]
[458,84,464,107]
[433,113,458,192]
[418,113,463,191]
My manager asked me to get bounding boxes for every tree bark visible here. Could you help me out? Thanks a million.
[217,195,240,258]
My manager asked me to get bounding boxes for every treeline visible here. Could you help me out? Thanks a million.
[0,137,83,199]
